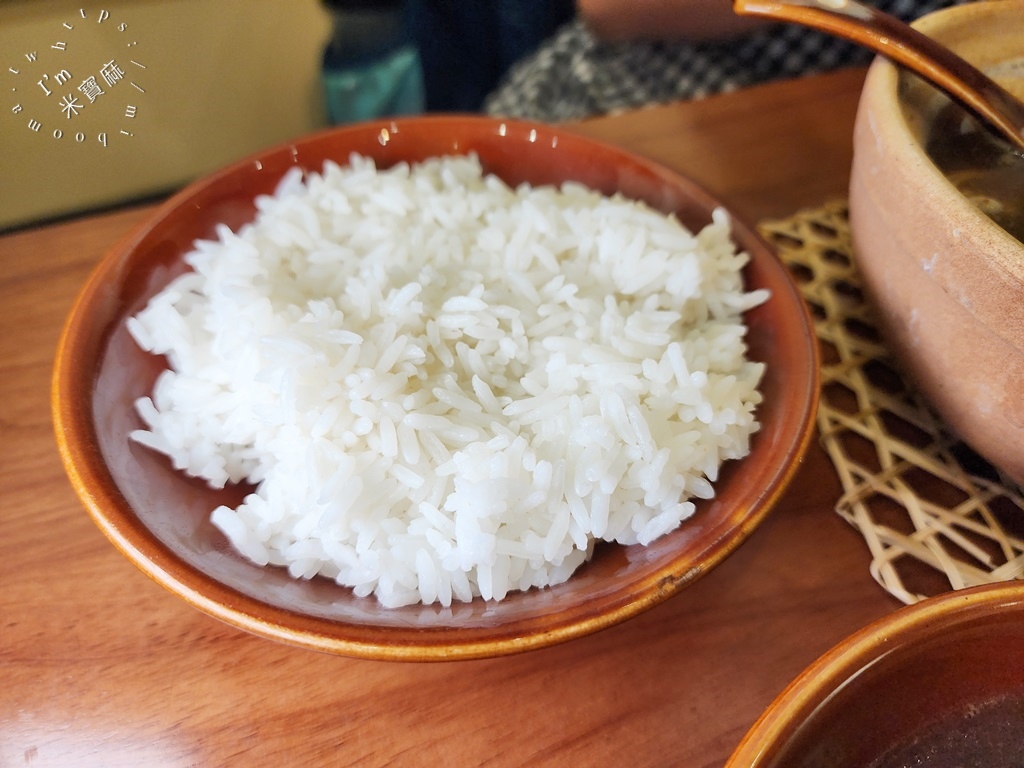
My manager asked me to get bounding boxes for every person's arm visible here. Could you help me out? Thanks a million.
[576,0,769,42]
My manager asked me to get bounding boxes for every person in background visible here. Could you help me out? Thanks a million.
[408,0,575,112]
[483,0,970,122]
[320,0,575,124]
[320,0,425,124]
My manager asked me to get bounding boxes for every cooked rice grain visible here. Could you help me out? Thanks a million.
[128,153,768,608]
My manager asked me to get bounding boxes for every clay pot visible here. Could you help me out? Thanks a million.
[849,0,1024,481]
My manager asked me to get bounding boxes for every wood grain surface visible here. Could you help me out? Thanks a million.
[1,67,899,767]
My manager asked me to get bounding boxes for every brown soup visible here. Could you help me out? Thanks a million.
[868,691,1024,768]
[924,102,1024,242]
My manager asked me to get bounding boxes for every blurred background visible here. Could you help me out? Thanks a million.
[0,1,971,233]
[0,0,571,232]
[1,0,331,231]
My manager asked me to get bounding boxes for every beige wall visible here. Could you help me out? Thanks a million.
[1,0,332,231]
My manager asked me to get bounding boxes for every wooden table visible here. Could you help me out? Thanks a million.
[1,67,900,767]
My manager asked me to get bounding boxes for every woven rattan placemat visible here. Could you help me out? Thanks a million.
[757,201,1024,604]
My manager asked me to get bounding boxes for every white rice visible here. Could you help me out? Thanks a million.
[127,153,768,608]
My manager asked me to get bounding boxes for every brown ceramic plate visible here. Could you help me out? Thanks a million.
[725,582,1024,766]
[53,116,818,661]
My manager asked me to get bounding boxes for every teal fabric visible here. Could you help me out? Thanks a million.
[321,45,425,125]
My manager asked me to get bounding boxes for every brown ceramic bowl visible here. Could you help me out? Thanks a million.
[53,115,818,660]
[725,581,1024,766]
[849,1,1024,482]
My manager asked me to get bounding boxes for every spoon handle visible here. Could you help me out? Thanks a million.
[733,0,1024,152]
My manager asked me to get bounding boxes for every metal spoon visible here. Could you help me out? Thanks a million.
[732,0,1024,153]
